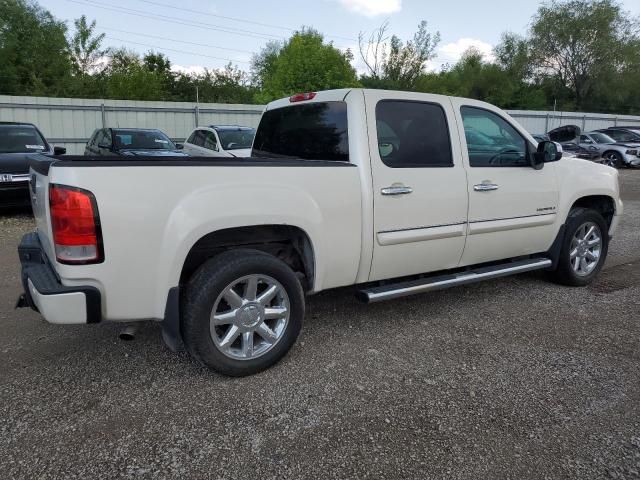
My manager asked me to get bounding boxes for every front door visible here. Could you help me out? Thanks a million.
[365,91,469,281]
[451,99,560,266]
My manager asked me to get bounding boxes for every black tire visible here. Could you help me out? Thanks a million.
[182,249,305,376]
[602,151,623,169]
[548,208,609,286]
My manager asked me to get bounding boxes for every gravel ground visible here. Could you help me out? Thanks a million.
[1,171,639,479]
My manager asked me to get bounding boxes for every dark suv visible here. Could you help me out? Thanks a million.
[84,128,188,157]
[0,122,65,208]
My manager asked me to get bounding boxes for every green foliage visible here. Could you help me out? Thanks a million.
[359,20,440,91]
[252,29,359,103]
[0,0,73,96]
[383,21,440,90]
[70,15,105,76]
[2,0,639,114]
[530,0,636,109]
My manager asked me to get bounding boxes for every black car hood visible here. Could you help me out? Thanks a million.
[118,149,189,157]
[547,125,581,143]
[0,152,36,174]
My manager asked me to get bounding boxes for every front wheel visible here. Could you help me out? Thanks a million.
[602,151,623,168]
[548,208,609,286]
[182,249,305,376]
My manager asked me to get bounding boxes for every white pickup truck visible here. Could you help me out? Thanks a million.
[18,89,622,376]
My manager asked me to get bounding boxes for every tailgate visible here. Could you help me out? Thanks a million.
[28,155,56,263]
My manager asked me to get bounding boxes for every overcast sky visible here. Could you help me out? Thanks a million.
[40,0,640,76]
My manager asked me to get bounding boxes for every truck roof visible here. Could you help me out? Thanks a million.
[264,88,496,112]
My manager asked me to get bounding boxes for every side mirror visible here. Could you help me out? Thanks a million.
[53,146,66,155]
[175,143,184,150]
[532,140,562,169]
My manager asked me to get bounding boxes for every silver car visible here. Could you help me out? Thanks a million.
[579,131,640,168]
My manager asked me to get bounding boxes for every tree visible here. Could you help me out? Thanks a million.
[0,0,73,95]
[358,20,389,79]
[529,0,636,109]
[359,21,440,90]
[252,29,359,103]
[70,15,106,76]
[383,21,440,89]
[103,48,168,100]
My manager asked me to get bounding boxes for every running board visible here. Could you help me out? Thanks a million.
[357,258,552,303]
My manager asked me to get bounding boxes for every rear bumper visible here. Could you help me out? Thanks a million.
[18,232,101,324]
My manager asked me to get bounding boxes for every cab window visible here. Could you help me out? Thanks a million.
[375,100,453,168]
[461,107,527,167]
[203,131,218,150]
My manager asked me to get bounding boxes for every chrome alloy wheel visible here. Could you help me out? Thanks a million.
[569,221,602,276]
[210,274,290,360]
[602,153,620,168]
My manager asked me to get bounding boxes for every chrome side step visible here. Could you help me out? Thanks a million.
[357,258,552,303]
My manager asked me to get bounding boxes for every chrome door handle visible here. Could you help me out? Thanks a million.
[474,183,499,192]
[381,186,413,196]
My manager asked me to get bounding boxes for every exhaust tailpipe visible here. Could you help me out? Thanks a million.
[119,325,137,341]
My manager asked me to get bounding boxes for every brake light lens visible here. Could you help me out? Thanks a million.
[49,184,103,264]
[289,92,316,102]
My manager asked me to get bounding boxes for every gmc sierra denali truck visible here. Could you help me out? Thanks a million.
[17,89,622,376]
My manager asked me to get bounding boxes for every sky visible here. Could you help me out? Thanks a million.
[39,0,640,77]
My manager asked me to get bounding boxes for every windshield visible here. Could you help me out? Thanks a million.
[0,125,47,153]
[590,132,615,144]
[113,130,176,150]
[217,129,255,150]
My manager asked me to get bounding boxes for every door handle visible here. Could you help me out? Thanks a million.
[474,183,499,192]
[381,185,413,196]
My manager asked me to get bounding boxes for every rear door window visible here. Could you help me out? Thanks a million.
[375,100,453,167]
[252,102,349,161]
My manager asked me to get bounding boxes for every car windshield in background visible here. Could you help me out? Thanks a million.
[217,129,255,150]
[252,102,349,161]
[113,130,175,150]
[590,133,615,144]
[0,125,47,154]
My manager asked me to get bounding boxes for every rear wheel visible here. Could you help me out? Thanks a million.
[548,208,609,286]
[182,249,304,376]
[602,151,623,168]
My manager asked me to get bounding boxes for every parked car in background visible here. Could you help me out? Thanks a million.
[595,127,640,144]
[183,125,255,157]
[84,128,188,157]
[579,131,640,168]
[531,125,591,159]
[0,122,65,208]
[19,89,622,376]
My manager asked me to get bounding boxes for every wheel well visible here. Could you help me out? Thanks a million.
[180,225,315,292]
[570,195,616,228]
[602,150,622,158]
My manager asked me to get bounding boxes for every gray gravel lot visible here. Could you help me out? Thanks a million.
[1,171,639,479]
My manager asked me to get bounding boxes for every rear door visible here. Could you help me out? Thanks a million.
[365,91,469,281]
[452,100,559,266]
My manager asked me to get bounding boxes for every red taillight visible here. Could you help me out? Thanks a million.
[49,184,103,264]
[289,92,317,102]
